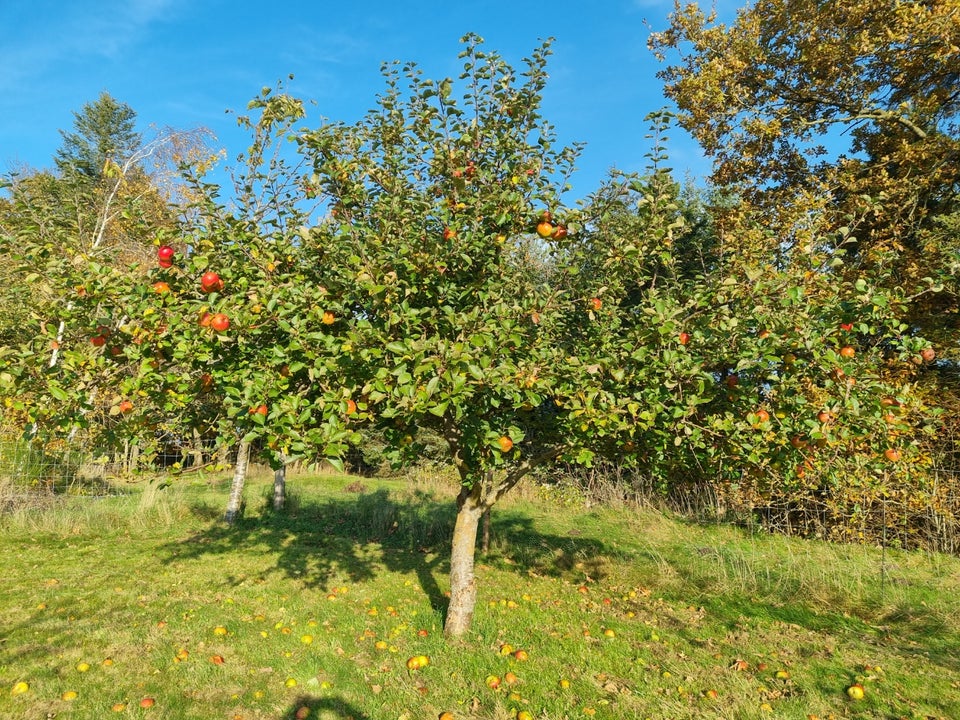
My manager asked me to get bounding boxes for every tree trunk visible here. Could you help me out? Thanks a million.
[129,440,140,473]
[444,487,484,637]
[190,428,205,468]
[481,507,491,554]
[224,440,250,524]
[273,460,286,512]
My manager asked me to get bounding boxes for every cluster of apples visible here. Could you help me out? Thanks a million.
[156,246,230,333]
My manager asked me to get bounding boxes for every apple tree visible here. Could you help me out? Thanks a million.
[287,35,605,636]
[559,114,941,544]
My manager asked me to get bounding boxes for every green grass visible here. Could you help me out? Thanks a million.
[1,469,958,720]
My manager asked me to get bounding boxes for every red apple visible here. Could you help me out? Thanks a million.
[679,331,691,345]
[920,347,936,363]
[91,335,107,347]
[442,227,457,241]
[200,271,223,293]
[250,404,268,416]
[118,400,134,414]
[157,245,175,262]
[210,313,230,332]
[589,297,602,311]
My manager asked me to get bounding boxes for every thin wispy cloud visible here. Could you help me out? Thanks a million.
[0,0,179,96]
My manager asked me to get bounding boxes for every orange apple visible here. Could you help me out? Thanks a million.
[839,345,855,358]
[884,448,901,462]
[498,435,514,453]
[139,697,155,708]
[321,310,336,325]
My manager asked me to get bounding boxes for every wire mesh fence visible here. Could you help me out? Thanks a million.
[556,461,960,556]
[3,437,959,555]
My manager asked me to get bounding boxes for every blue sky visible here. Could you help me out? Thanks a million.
[1,0,740,195]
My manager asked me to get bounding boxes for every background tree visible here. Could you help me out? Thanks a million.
[649,0,960,347]
[55,91,142,181]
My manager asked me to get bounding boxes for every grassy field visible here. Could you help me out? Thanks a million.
[1,468,958,720]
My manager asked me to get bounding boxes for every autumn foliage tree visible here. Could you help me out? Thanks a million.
[649,0,960,346]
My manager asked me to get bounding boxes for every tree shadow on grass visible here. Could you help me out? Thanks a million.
[281,694,371,720]
[161,485,613,621]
